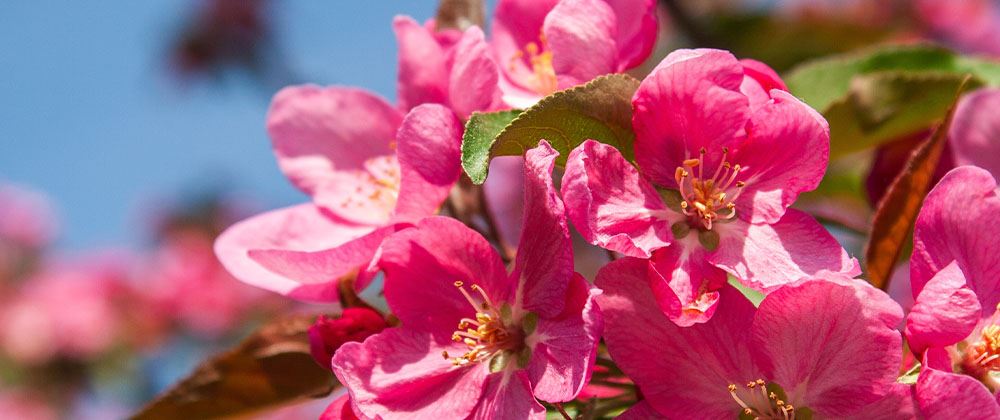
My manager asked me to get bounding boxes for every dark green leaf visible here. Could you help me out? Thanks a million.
[461,110,522,184]
[462,74,640,184]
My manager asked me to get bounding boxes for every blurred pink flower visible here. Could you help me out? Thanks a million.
[491,0,657,106]
[142,229,274,338]
[903,166,1000,415]
[0,182,57,250]
[0,389,57,420]
[331,143,602,419]
[596,260,913,418]
[0,254,129,364]
[916,0,1000,57]
[562,49,858,326]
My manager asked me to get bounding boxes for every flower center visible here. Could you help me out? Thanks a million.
[675,147,746,230]
[443,281,525,368]
[728,379,800,420]
[509,34,557,96]
[962,304,1000,377]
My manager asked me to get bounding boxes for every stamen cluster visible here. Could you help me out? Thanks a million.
[674,147,745,230]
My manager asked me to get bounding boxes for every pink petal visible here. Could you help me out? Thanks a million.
[471,371,546,419]
[267,85,402,197]
[561,140,673,258]
[214,204,374,301]
[632,49,749,188]
[312,159,399,226]
[247,225,399,299]
[511,142,573,318]
[844,383,918,420]
[617,400,667,419]
[730,90,829,224]
[916,366,1000,419]
[448,26,502,119]
[393,16,449,111]
[491,0,560,101]
[647,244,728,327]
[905,261,981,354]
[542,0,617,88]
[527,273,602,402]
[912,166,1000,314]
[711,209,860,292]
[608,0,658,71]
[750,280,904,416]
[737,59,788,112]
[379,217,509,336]
[331,328,488,420]
[320,395,362,420]
[392,104,462,223]
[595,258,761,417]
[484,156,526,247]
[950,88,1000,184]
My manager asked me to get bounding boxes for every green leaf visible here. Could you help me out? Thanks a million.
[461,74,640,184]
[822,71,981,158]
[461,110,522,184]
[785,44,1000,158]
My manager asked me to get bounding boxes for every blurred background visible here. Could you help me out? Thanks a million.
[0,0,997,418]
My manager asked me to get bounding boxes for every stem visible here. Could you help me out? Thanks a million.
[554,402,573,420]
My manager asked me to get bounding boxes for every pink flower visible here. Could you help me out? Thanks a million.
[562,49,858,326]
[394,17,503,119]
[903,165,1000,415]
[215,89,463,301]
[309,308,387,371]
[915,0,1000,57]
[491,0,657,107]
[0,182,57,250]
[331,143,602,419]
[216,19,504,302]
[596,259,913,418]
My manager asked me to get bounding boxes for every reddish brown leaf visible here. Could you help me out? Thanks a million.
[132,314,336,420]
[864,77,973,290]
[435,0,484,31]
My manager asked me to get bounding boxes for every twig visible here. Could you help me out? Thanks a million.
[554,402,573,420]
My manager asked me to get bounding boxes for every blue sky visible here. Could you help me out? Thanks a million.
[0,1,449,249]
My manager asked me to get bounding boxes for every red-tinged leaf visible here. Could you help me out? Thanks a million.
[133,314,337,420]
[435,0,484,31]
[864,77,973,290]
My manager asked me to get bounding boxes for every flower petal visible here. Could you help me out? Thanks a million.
[751,280,904,416]
[617,400,667,420]
[214,204,374,301]
[561,140,673,258]
[912,166,1000,314]
[595,258,761,417]
[491,0,560,100]
[647,244,728,326]
[448,26,502,120]
[904,261,981,354]
[542,0,617,88]
[711,209,860,292]
[393,16,449,111]
[246,225,400,301]
[916,366,1000,419]
[738,59,787,112]
[471,371,546,419]
[632,49,749,187]
[267,85,402,197]
[511,141,573,318]
[380,217,509,336]
[951,88,1000,177]
[332,328,487,420]
[843,383,918,420]
[392,104,462,223]
[527,273,602,402]
[608,0,658,71]
[731,90,829,224]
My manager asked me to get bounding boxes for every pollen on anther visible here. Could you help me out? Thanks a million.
[454,281,464,287]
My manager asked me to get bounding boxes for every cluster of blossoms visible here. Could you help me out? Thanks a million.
[213,0,1000,418]
[0,187,289,417]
